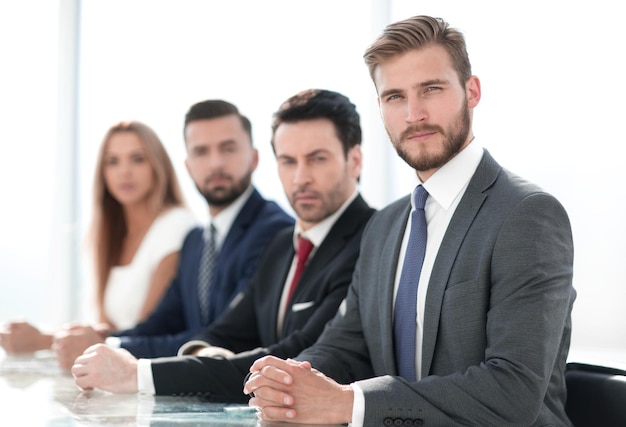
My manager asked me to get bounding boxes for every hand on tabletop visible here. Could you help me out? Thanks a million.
[243,356,354,424]
[53,324,105,370]
[72,344,138,393]
[0,321,52,354]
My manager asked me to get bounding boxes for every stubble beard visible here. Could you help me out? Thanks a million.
[390,102,471,173]
[289,168,351,225]
[198,170,252,208]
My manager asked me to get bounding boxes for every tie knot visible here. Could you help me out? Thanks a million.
[206,223,217,242]
[413,186,429,210]
[296,236,314,260]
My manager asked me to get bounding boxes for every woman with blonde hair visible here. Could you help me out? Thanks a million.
[0,121,197,353]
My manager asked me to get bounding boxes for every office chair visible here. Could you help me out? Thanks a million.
[565,362,626,426]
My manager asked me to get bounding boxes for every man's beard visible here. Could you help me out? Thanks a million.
[391,101,470,172]
[197,171,252,207]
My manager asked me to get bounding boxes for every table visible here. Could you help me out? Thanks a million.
[0,350,343,426]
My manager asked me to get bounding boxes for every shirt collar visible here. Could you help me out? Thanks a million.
[206,185,254,246]
[293,190,359,249]
[418,139,484,211]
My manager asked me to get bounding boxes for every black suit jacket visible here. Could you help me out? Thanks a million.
[150,194,375,401]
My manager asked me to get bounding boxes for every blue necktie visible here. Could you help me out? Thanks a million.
[394,186,428,382]
[198,223,218,325]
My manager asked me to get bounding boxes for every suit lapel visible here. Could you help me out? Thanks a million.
[217,189,263,259]
[289,196,370,303]
[187,228,205,325]
[421,151,500,376]
[271,235,296,339]
[380,199,412,375]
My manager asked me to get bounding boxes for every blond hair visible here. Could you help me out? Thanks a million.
[363,15,472,87]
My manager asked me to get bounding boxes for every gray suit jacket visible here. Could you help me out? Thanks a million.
[298,150,576,426]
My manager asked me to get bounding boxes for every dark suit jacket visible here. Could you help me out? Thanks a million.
[114,188,294,358]
[150,195,375,401]
[298,151,576,426]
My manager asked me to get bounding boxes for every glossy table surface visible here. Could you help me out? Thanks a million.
[8,347,622,426]
[1,350,333,426]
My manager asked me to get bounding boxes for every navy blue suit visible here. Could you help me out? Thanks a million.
[115,188,294,358]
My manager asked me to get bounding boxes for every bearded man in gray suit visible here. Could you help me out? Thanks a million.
[245,15,576,427]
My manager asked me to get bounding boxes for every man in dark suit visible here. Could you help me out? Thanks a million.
[244,16,576,426]
[71,89,376,402]
[53,100,293,368]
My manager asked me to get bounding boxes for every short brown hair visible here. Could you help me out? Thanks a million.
[271,89,361,158]
[184,100,252,144]
[363,15,472,87]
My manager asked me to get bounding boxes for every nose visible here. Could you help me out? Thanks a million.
[406,95,427,123]
[293,162,312,187]
[119,158,133,176]
[206,152,225,171]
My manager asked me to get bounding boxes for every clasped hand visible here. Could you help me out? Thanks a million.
[243,356,354,424]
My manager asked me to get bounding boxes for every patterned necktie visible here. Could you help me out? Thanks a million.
[198,223,218,325]
[286,236,314,304]
[394,185,429,382]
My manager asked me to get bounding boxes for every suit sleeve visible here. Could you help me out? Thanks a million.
[149,256,267,401]
[150,240,357,402]
[193,281,261,353]
[295,250,376,383]
[310,193,576,426]
[151,354,250,403]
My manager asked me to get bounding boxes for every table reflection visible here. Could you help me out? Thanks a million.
[0,350,346,426]
[0,350,253,426]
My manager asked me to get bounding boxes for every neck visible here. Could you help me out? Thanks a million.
[123,202,157,233]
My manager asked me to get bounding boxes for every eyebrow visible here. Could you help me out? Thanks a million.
[379,78,451,99]
[276,148,331,160]
[305,149,330,158]
[217,139,237,148]
[105,147,145,156]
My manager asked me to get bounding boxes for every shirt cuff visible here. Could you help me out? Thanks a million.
[137,358,156,395]
[177,340,210,356]
[350,382,365,427]
[104,336,121,348]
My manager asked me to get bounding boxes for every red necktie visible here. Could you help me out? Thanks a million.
[286,236,314,304]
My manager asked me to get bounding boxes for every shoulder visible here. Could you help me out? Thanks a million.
[483,162,565,214]
[239,188,294,228]
[328,194,377,241]
[150,207,198,241]
[156,207,198,228]
[367,195,411,227]
[465,154,571,235]
[180,226,204,250]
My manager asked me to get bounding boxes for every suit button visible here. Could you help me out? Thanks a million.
[383,418,394,426]
[403,420,413,426]
[394,419,403,426]
[414,419,424,426]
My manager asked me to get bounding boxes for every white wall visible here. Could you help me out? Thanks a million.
[0,1,61,328]
[1,0,624,355]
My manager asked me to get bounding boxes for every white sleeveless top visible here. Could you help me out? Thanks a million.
[103,207,197,330]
